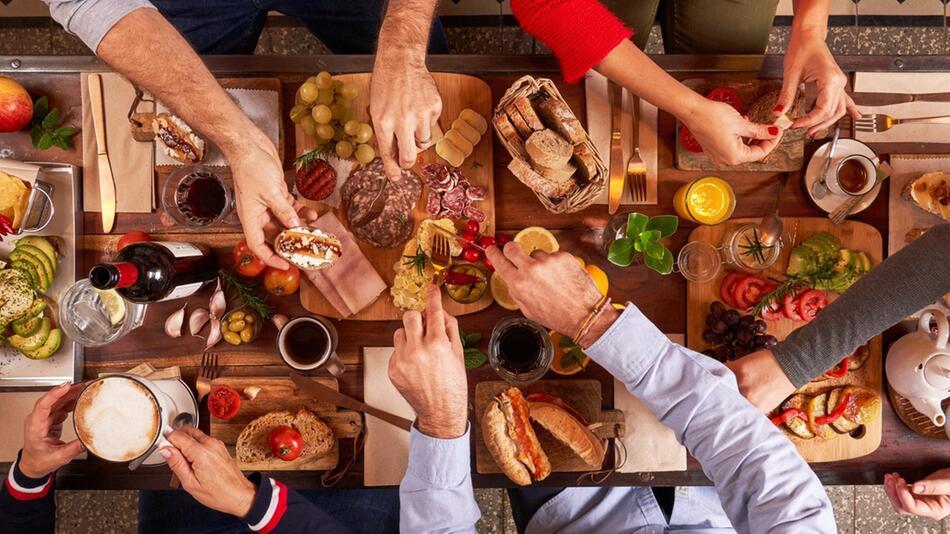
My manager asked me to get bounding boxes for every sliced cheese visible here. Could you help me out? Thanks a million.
[451,118,482,146]
[436,138,466,168]
[443,130,474,157]
[460,108,489,135]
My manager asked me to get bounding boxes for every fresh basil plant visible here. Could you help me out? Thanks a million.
[607,212,678,275]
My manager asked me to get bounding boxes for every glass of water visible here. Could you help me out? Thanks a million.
[58,280,147,347]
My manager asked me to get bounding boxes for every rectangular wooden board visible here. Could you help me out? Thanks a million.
[209,377,361,472]
[686,217,884,462]
[474,380,624,476]
[675,78,805,172]
[297,72,495,320]
[887,154,950,256]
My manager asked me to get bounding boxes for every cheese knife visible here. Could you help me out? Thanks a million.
[607,81,625,215]
[290,373,413,431]
[87,74,117,233]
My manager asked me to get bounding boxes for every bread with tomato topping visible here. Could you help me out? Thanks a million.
[274,227,343,271]
[236,408,333,465]
[482,388,551,486]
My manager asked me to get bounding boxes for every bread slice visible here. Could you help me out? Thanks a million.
[529,402,606,469]
[236,408,333,465]
[536,161,577,184]
[572,144,598,184]
[506,106,534,139]
[908,171,950,221]
[493,114,528,159]
[511,95,545,131]
[482,401,532,486]
[508,158,575,199]
[526,129,573,169]
[536,93,586,145]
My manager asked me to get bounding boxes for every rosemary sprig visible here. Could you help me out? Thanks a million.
[737,228,774,265]
[294,146,331,168]
[752,276,806,317]
[403,247,428,277]
[218,269,273,320]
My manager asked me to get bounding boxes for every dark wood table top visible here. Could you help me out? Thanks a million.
[2,54,949,490]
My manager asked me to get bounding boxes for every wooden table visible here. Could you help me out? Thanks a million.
[2,54,949,490]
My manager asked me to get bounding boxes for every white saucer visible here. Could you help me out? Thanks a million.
[141,378,199,467]
[805,138,882,215]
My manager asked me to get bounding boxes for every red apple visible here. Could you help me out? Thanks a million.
[0,77,33,133]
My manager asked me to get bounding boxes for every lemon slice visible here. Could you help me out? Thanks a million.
[490,272,519,311]
[514,226,559,255]
[95,288,126,326]
[585,264,609,296]
[549,331,590,376]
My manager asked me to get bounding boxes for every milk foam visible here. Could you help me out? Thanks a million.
[77,378,160,461]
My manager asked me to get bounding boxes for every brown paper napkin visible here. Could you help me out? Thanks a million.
[80,73,155,213]
[853,72,950,144]
[0,391,80,462]
[363,347,416,486]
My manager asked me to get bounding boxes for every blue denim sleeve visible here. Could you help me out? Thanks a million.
[586,305,837,534]
[43,0,156,52]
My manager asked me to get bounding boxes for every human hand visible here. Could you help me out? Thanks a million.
[724,350,796,413]
[162,426,256,518]
[18,382,85,479]
[884,470,950,520]
[370,50,442,179]
[681,99,781,166]
[227,129,300,270]
[777,26,859,138]
[389,285,468,440]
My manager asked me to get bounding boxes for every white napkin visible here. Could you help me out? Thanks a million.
[854,72,950,96]
[0,160,40,185]
[614,333,688,473]
[155,88,280,167]
[585,71,659,205]
[363,347,416,486]
[853,72,950,144]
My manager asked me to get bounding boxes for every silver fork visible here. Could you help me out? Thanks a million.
[626,96,647,204]
[828,171,890,224]
[195,352,220,403]
[853,113,950,133]
[430,233,452,285]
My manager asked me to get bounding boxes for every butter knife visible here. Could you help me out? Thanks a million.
[607,82,625,215]
[290,373,413,431]
[87,74,117,233]
[850,92,950,106]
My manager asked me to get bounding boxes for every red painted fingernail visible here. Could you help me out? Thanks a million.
[774,104,784,113]
[768,126,779,136]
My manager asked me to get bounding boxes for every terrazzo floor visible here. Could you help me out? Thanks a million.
[4,20,950,534]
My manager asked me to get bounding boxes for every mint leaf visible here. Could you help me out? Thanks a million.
[464,348,487,369]
[608,237,635,267]
[464,332,482,345]
[36,132,53,150]
[646,215,678,238]
[54,126,77,138]
[558,334,576,348]
[32,96,48,123]
[42,108,60,129]
[625,212,648,238]
[560,347,586,369]
[52,137,70,150]
[644,246,674,275]
[30,124,43,146]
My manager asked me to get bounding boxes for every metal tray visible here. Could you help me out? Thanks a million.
[0,162,82,390]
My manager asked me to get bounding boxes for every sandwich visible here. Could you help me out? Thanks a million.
[526,393,606,469]
[906,171,950,222]
[236,408,334,464]
[274,227,343,270]
[152,112,205,163]
[482,388,551,486]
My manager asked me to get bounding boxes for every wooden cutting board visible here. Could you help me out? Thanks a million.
[296,73,495,320]
[474,380,625,476]
[686,217,884,462]
[675,79,806,172]
[887,154,950,256]
[209,377,362,472]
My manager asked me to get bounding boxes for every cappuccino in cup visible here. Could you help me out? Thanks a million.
[74,376,161,462]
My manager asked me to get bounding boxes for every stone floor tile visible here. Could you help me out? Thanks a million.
[644,25,665,54]
[826,485,856,534]
[854,485,942,534]
[827,26,861,56]
[501,489,518,534]
[49,27,91,55]
[474,487,505,534]
[766,27,791,54]
[444,27,535,55]
[0,28,52,55]
[262,27,331,56]
[855,27,949,56]
[56,490,138,534]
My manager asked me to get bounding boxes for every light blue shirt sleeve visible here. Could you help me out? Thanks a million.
[43,0,156,52]
[586,304,836,534]
[400,425,480,533]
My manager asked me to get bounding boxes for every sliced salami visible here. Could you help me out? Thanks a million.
[463,206,485,223]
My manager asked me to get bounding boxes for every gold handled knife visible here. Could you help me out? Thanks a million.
[607,81,625,215]
[290,373,413,431]
[87,74,117,233]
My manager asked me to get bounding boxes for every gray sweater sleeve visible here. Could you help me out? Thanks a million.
[774,223,950,388]
[44,0,155,53]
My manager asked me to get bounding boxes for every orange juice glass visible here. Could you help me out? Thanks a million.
[673,176,736,225]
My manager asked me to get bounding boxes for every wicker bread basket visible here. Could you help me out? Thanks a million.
[495,76,607,213]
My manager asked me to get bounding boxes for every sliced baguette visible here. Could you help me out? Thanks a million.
[536,93,586,145]
[571,144,598,184]
[506,106,535,139]
[508,158,575,199]
[482,401,532,486]
[529,401,606,469]
[511,95,545,131]
[536,161,577,184]
[493,114,528,159]
[526,129,573,169]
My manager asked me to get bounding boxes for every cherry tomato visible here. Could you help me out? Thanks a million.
[783,291,803,321]
[679,126,703,153]
[706,87,743,112]
[267,425,304,461]
[231,240,266,278]
[478,235,496,248]
[482,257,494,271]
[208,385,241,420]
[719,271,747,309]
[463,220,481,236]
[732,276,767,310]
[117,231,151,250]
[462,249,481,263]
[460,232,478,250]
[495,233,511,246]
[263,265,301,296]
[797,290,828,323]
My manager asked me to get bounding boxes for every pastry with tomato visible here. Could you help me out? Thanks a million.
[770,386,881,441]
[813,345,869,381]
[274,227,343,271]
[236,408,333,465]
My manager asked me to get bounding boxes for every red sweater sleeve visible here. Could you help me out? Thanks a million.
[511,0,633,84]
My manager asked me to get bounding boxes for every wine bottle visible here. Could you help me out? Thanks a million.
[89,241,219,303]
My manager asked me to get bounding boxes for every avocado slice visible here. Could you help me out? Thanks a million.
[787,245,818,276]
[15,236,58,269]
[12,315,42,337]
[21,328,62,360]
[8,317,50,351]
[21,299,47,319]
[11,260,39,290]
[10,252,49,291]
[856,252,872,273]
[834,249,853,273]
[16,244,56,279]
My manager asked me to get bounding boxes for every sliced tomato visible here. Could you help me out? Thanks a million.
[706,87,743,112]
[783,292,803,321]
[719,271,747,308]
[208,385,241,420]
[761,299,785,321]
[797,289,828,322]
[733,276,767,310]
[679,125,703,153]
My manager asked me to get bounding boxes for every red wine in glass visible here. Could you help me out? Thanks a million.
[176,171,226,225]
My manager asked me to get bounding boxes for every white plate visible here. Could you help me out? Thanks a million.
[805,139,882,215]
[141,378,199,467]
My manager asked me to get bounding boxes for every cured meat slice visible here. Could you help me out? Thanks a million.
[426,191,442,215]
[463,205,485,223]
[342,158,421,248]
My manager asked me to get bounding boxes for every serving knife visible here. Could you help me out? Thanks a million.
[87,74,117,233]
[850,91,950,106]
[607,82,625,215]
[290,373,413,431]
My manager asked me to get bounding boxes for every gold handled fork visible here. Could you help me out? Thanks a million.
[430,232,452,285]
[853,113,950,134]
[626,95,647,204]
[195,352,220,403]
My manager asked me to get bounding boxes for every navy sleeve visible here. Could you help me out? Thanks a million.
[243,473,349,533]
[1,451,56,534]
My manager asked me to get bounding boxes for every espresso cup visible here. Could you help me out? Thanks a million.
[277,316,345,376]
[828,154,876,197]
[73,375,179,463]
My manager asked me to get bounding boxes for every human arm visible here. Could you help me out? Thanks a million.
[510,0,780,166]
[391,286,480,533]
[884,470,950,520]
[44,2,299,268]
[371,0,442,180]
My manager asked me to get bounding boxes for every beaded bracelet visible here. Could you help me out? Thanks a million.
[573,294,611,345]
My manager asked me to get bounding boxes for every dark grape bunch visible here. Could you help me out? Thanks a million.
[702,301,778,362]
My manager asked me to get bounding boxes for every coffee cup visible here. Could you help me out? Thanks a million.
[828,154,876,197]
[73,375,180,463]
[277,316,345,376]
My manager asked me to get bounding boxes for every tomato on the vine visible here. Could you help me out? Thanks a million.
[478,235,496,249]
[263,265,301,296]
[267,425,303,461]
[463,220,480,235]
[495,233,511,246]
[231,240,266,278]
[462,249,481,263]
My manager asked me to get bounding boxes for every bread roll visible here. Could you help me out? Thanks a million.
[460,108,489,135]
[436,138,466,168]
[536,93,586,145]
[443,129,474,157]
[451,118,482,146]
[508,158,575,199]
[526,129,573,169]
[536,161,577,184]
[529,402,606,469]
[482,402,532,486]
